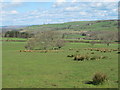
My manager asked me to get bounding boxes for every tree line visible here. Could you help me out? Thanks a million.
[4,31,33,38]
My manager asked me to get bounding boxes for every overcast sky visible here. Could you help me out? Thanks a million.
[0,0,119,26]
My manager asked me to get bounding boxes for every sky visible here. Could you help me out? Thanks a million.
[0,0,119,26]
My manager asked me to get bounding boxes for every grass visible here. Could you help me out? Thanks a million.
[2,42,118,88]
[64,39,101,42]
[22,20,117,32]
[1,37,27,41]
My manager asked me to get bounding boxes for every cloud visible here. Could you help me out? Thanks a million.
[56,0,66,2]
[72,0,77,2]
[10,10,19,14]
[52,0,68,8]
[0,0,3,2]
[1,2,22,9]
[71,0,119,2]
[65,6,80,11]
[1,10,19,15]
[1,2,118,26]
[12,0,23,2]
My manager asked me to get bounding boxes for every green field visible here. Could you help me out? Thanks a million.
[64,39,101,42]
[22,20,117,32]
[2,41,118,88]
[1,37,27,41]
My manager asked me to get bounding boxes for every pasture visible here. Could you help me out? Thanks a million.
[1,37,27,41]
[2,41,118,88]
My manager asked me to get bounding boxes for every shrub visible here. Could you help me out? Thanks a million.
[99,56,107,59]
[74,55,89,61]
[76,50,79,52]
[69,48,73,50]
[89,56,96,60]
[74,55,85,61]
[117,52,120,54]
[73,54,106,61]
[67,55,74,57]
[91,52,94,54]
[92,72,107,85]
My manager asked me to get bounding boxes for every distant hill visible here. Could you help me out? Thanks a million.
[0,25,30,29]
[1,20,118,34]
[22,19,118,32]
[0,25,31,33]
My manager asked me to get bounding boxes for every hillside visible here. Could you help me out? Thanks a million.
[0,25,30,33]
[22,19,118,32]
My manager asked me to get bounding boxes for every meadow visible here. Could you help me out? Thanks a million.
[0,37,27,41]
[2,41,118,88]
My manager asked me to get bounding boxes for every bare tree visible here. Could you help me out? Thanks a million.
[25,38,36,50]
[97,31,118,46]
[55,39,65,49]
[25,31,65,50]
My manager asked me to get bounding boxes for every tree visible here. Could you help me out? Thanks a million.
[25,38,36,50]
[4,30,33,38]
[25,31,65,50]
[55,39,65,49]
[97,31,118,46]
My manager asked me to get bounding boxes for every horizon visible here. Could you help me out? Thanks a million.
[1,2,118,26]
[0,19,118,27]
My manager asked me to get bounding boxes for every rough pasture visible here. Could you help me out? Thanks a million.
[84,48,118,53]
[19,50,63,53]
[2,42,118,88]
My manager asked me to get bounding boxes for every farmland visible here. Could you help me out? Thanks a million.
[1,1,119,88]
[2,41,118,88]
[1,19,119,88]
[22,20,118,32]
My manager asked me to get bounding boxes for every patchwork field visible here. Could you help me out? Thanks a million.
[2,41,118,88]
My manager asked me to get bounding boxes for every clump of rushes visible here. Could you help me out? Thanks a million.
[74,55,89,61]
[92,72,107,85]
[67,54,74,57]
[72,54,107,61]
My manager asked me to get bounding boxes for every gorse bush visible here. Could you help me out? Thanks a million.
[73,54,107,61]
[74,55,89,61]
[92,72,107,85]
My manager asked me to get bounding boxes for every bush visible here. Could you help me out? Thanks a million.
[73,54,106,61]
[99,56,107,59]
[74,55,84,61]
[89,56,96,60]
[74,55,89,61]
[91,52,94,54]
[92,72,107,85]
[67,55,74,57]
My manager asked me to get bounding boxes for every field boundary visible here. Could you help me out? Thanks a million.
[19,50,64,52]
